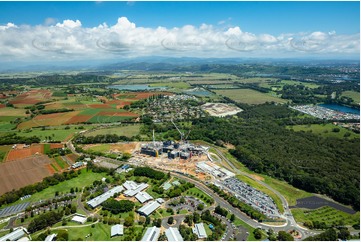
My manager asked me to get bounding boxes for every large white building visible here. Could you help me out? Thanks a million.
[137,201,161,216]
[165,227,183,241]
[111,224,124,237]
[123,181,149,197]
[135,191,153,204]
[87,186,124,208]
[193,223,207,239]
[0,227,27,241]
[141,226,160,241]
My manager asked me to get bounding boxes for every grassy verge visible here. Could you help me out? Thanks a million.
[184,187,213,206]
[54,156,67,169]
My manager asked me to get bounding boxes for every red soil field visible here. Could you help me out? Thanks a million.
[65,115,92,124]
[46,163,56,174]
[98,111,139,117]
[89,104,111,109]
[0,104,5,108]
[50,143,64,149]
[65,153,79,162]
[33,112,64,120]
[9,90,52,105]
[6,144,44,161]
[0,155,53,195]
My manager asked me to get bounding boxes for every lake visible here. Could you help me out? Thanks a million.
[107,84,167,91]
[319,104,360,115]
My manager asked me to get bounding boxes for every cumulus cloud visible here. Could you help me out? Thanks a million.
[0,16,359,63]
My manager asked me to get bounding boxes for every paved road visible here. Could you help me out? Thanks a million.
[161,214,186,229]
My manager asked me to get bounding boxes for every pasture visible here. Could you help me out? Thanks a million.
[287,124,359,139]
[149,82,191,89]
[342,91,360,104]
[84,125,141,138]
[215,88,287,104]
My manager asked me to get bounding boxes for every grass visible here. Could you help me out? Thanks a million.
[287,123,359,139]
[179,209,189,215]
[236,175,284,214]
[0,108,27,117]
[84,144,111,153]
[50,163,59,172]
[0,116,24,122]
[0,169,109,209]
[0,145,11,162]
[149,82,191,89]
[291,206,360,226]
[215,88,287,104]
[54,156,67,169]
[342,91,360,104]
[184,187,213,206]
[15,125,93,141]
[84,124,141,138]
[44,144,50,153]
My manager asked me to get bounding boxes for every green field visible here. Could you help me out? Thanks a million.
[342,91,360,104]
[54,156,67,169]
[0,145,11,162]
[88,116,133,123]
[184,187,213,206]
[84,144,111,153]
[150,82,191,89]
[287,123,359,139]
[0,170,109,209]
[215,89,287,104]
[236,175,284,214]
[15,125,94,141]
[291,206,360,227]
[84,124,141,138]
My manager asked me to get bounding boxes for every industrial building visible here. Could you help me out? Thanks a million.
[137,201,161,216]
[135,191,153,204]
[165,227,184,241]
[193,223,207,239]
[141,226,161,241]
[111,224,124,237]
[87,185,124,208]
[123,181,149,197]
[71,161,84,169]
[196,161,235,180]
[0,227,28,241]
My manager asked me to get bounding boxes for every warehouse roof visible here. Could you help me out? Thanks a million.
[86,185,124,208]
[0,228,26,241]
[111,224,124,237]
[165,227,183,241]
[123,181,148,197]
[135,191,153,204]
[137,201,161,216]
[141,226,160,241]
[193,223,207,239]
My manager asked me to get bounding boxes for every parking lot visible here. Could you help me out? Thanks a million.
[221,177,280,218]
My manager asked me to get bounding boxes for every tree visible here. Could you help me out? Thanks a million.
[168,217,174,225]
[338,228,350,241]
[124,216,134,227]
[230,214,235,222]
[197,203,204,211]
[277,231,294,241]
[253,229,262,240]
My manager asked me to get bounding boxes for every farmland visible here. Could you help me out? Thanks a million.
[0,154,53,195]
[342,90,360,104]
[215,88,287,104]
[84,124,141,138]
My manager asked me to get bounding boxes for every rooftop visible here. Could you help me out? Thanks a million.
[193,223,207,239]
[111,224,124,237]
[137,201,161,216]
[86,185,124,208]
[135,191,153,204]
[165,227,183,241]
[141,226,160,241]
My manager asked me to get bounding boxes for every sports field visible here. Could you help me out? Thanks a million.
[215,88,287,104]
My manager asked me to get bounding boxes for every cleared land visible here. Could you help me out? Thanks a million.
[6,144,44,161]
[0,154,53,195]
[342,91,360,104]
[215,89,287,104]
[291,206,359,227]
[84,125,141,137]
[83,143,137,154]
[287,124,359,139]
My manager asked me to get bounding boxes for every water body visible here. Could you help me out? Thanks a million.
[107,84,167,91]
[184,88,213,96]
[319,104,360,115]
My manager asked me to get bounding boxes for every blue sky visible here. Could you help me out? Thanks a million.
[0,1,359,63]
[0,1,359,35]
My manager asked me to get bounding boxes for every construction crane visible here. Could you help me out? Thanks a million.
[171,119,185,142]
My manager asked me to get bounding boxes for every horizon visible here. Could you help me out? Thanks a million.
[0,1,360,67]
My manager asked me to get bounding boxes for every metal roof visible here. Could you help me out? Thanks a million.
[111,224,124,237]
[135,191,153,204]
[44,234,57,241]
[123,181,149,197]
[141,227,160,241]
[165,227,183,241]
[86,185,124,208]
[71,215,87,224]
[193,223,207,239]
[0,228,26,241]
[137,201,160,216]
[162,182,172,191]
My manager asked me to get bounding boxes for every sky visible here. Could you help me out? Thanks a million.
[0,1,359,65]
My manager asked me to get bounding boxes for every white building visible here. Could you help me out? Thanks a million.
[111,224,124,237]
[137,201,161,216]
[193,223,207,239]
[123,181,149,197]
[71,215,87,224]
[87,185,124,208]
[135,191,153,204]
[141,226,160,241]
[0,227,27,241]
[44,234,57,241]
[165,227,183,241]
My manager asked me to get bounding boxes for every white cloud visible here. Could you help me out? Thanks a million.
[44,17,57,26]
[0,16,359,63]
